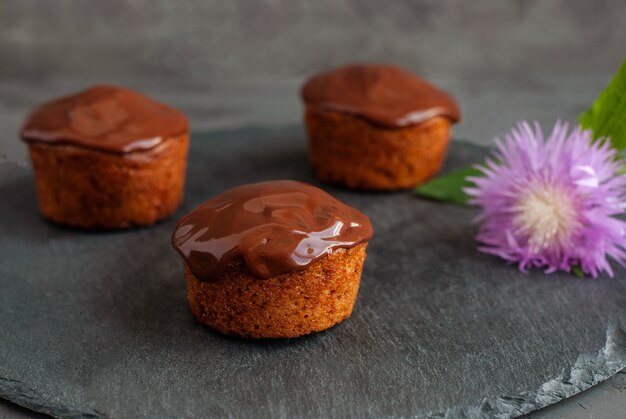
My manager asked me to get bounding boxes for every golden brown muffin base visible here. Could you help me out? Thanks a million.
[304,109,452,190]
[185,243,368,338]
[27,134,189,229]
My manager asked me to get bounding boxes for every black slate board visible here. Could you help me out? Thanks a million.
[1,127,625,418]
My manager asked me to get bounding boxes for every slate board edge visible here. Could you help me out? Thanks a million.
[2,126,625,419]
[438,324,626,418]
[2,324,625,419]
[0,377,103,419]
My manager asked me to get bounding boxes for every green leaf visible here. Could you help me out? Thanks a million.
[571,265,584,278]
[580,58,626,149]
[414,167,482,205]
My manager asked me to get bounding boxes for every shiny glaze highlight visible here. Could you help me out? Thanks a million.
[301,64,461,128]
[20,85,188,153]
[172,180,373,281]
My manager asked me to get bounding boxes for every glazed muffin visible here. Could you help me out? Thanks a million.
[301,64,461,190]
[20,85,189,229]
[171,180,373,338]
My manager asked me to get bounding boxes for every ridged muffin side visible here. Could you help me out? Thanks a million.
[305,109,451,190]
[28,134,188,229]
[185,243,367,338]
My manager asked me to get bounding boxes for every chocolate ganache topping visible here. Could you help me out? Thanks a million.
[20,85,188,153]
[172,180,373,281]
[301,64,461,128]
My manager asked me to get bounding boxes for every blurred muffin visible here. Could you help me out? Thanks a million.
[301,64,461,190]
[20,85,189,229]
[171,180,373,338]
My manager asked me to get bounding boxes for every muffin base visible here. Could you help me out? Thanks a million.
[305,109,452,190]
[27,134,189,229]
[185,243,368,338]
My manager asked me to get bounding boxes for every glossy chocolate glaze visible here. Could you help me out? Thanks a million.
[172,180,373,281]
[301,64,461,128]
[20,85,188,153]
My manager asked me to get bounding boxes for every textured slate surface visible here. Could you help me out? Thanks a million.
[0,127,625,418]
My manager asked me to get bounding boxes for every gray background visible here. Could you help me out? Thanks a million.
[1,0,625,82]
[1,1,625,417]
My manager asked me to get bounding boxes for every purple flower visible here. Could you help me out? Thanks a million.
[465,121,626,278]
